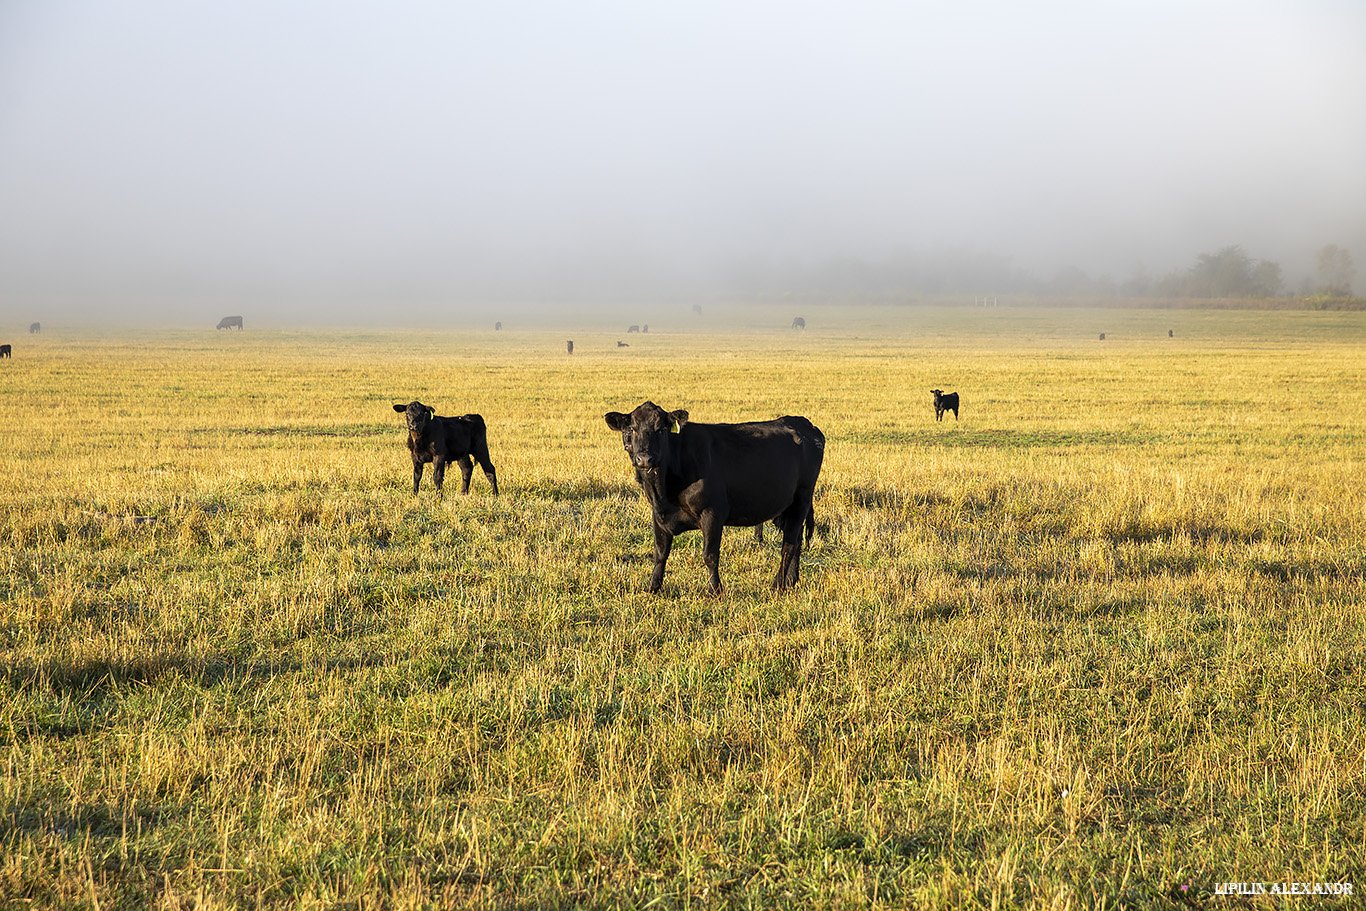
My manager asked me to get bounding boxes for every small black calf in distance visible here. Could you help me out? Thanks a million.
[0,344,10,358]
[393,401,499,496]
[931,389,959,421]
[604,401,824,594]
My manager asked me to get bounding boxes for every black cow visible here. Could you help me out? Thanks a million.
[642,325,649,333]
[617,341,629,347]
[392,401,498,496]
[604,401,824,594]
[792,317,806,329]
[495,321,502,330]
[217,316,243,330]
[931,389,959,421]
[1168,329,1174,338]
[627,325,640,333]
[1099,332,1106,341]
[567,340,574,355]
[0,345,10,358]
[29,323,40,334]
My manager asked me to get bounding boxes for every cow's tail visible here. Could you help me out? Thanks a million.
[462,413,487,433]
[805,505,817,546]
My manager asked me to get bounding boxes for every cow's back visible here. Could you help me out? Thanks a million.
[437,414,486,452]
[681,417,823,525]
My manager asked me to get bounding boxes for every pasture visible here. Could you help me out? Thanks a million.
[2,305,1364,908]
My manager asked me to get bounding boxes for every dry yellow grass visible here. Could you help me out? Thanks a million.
[1,304,1364,908]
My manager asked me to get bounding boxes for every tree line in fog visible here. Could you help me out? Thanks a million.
[726,244,1357,301]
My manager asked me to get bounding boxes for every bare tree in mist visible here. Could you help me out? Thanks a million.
[1316,245,1356,296]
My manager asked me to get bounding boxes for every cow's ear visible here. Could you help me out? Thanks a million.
[605,412,630,431]
[670,410,689,431]
[393,404,407,413]
[428,407,436,418]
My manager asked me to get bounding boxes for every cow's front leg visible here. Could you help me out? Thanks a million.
[457,455,475,493]
[700,512,725,595]
[411,462,424,494]
[649,521,673,593]
[432,457,447,496]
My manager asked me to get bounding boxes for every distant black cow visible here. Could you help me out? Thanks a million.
[931,389,959,422]
[642,325,649,333]
[0,345,10,358]
[217,316,243,330]
[29,323,40,334]
[495,321,502,330]
[1168,329,1174,338]
[567,340,574,355]
[692,304,703,315]
[1099,333,1106,341]
[792,317,806,329]
[393,402,498,496]
[627,325,640,333]
[604,401,824,594]
[617,341,629,347]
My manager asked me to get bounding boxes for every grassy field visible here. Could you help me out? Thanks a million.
[2,304,1364,909]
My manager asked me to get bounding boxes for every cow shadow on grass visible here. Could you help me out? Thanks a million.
[845,428,1145,449]
[2,650,401,738]
[518,478,639,502]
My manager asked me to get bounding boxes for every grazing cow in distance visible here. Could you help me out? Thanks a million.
[642,325,649,333]
[496,321,502,330]
[29,323,40,334]
[792,317,806,329]
[1099,332,1106,340]
[392,401,498,496]
[567,340,574,355]
[617,341,629,347]
[627,325,640,333]
[604,401,824,594]
[1169,329,1174,338]
[692,304,703,315]
[0,344,10,358]
[216,316,243,330]
[931,389,959,422]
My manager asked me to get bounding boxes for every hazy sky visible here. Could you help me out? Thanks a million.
[2,1,1363,322]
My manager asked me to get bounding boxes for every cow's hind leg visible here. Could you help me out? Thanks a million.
[475,446,499,495]
[649,522,674,593]
[773,496,813,592]
[432,458,447,496]
[457,455,475,493]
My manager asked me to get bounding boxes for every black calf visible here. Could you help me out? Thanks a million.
[393,401,499,496]
[931,389,959,421]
